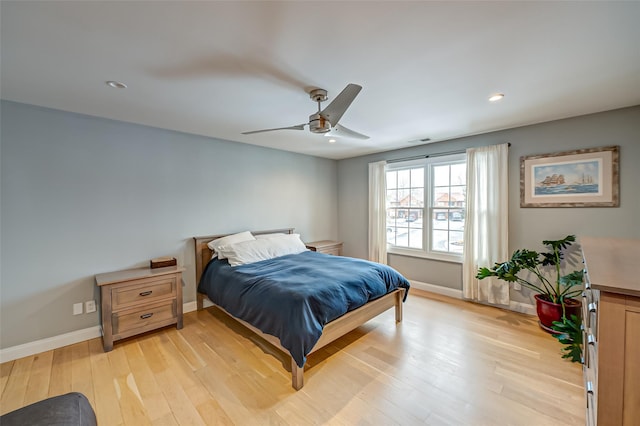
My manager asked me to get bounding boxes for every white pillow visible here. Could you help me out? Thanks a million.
[218,234,308,266]
[254,232,287,240]
[207,231,255,260]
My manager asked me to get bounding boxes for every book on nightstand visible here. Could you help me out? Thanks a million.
[150,256,177,269]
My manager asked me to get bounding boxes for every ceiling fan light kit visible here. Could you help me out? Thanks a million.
[242,83,370,140]
[308,113,331,133]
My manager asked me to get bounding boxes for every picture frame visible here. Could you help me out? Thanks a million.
[520,146,619,208]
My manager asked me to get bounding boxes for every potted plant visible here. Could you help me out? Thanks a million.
[476,235,584,333]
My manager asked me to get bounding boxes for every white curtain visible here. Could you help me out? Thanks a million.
[368,160,387,264]
[463,143,509,305]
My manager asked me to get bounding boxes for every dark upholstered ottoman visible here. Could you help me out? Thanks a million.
[0,392,97,426]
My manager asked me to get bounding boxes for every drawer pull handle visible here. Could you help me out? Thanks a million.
[586,380,594,395]
[588,302,597,313]
[583,270,591,289]
[139,291,153,297]
[140,313,153,319]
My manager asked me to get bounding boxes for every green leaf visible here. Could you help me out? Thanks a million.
[475,267,495,280]
[543,235,576,251]
[559,270,584,287]
[540,252,558,266]
[551,314,583,363]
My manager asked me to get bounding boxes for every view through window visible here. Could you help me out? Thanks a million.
[386,154,466,258]
[431,162,466,254]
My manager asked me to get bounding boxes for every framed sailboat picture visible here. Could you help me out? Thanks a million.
[520,146,619,207]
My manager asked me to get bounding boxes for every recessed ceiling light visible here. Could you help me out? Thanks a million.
[328,138,337,144]
[489,93,504,102]
[106,81,127,89]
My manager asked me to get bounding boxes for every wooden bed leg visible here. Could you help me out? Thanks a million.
[395,290,404,322]
[291,358,304,390]
[197,293,204,311]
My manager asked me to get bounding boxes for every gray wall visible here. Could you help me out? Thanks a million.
[2,101,638,349]
[337,106,640,301]
[0,101,338,349]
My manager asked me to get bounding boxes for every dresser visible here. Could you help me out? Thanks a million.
[581,237,640,426]
[95,265,184,351]
[305,240,343,256]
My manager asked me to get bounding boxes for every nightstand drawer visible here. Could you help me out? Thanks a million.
[112,276,176,310]
[96,265,184,351]
[113,300,177,336]
[321,246,342,256]
[305,240,343,256]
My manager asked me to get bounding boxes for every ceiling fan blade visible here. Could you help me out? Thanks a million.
[327,124,370,140]
[320,83,362,126]
[242,124,306,135]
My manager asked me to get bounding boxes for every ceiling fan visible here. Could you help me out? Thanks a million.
[242,83,369,140]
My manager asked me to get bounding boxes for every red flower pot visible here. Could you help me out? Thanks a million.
[535,294,581,333]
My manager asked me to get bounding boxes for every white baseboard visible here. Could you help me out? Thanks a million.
[1,290,535,363]
[183,299,214,313]
[508,300,537,316]
[2,300,215,362]
[0,326,102,363]
[410,280,463,299]
[183,301,198,313]
[410,280,536,316]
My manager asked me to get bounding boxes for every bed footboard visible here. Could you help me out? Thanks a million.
[290,288,406,389]
[197,288,405,390]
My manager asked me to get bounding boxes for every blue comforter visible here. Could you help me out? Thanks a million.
[197,250,410,367]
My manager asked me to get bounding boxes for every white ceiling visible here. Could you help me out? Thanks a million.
[2,1,639,160]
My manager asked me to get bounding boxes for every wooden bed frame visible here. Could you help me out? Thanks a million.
[193,228,405,390]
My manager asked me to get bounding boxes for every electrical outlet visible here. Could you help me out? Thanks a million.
[85,300,96,313]
[73,302,83,315]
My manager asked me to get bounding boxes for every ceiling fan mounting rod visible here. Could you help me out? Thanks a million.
[308,88,331,133]
[309,88,328,103]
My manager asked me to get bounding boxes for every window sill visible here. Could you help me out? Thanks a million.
[387,247,463,264]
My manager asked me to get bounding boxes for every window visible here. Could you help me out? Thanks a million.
[386,154,466,260]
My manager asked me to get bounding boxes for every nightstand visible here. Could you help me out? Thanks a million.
[305,240,343,256]
[95,265,184,352]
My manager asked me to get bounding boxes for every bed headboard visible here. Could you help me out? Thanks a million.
[193,228,295,284]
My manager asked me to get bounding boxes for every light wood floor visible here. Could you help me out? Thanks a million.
[1,290,585,425]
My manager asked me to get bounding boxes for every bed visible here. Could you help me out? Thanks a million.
[193,228,409,390]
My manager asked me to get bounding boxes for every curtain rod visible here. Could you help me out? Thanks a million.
[386,142,510,164]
